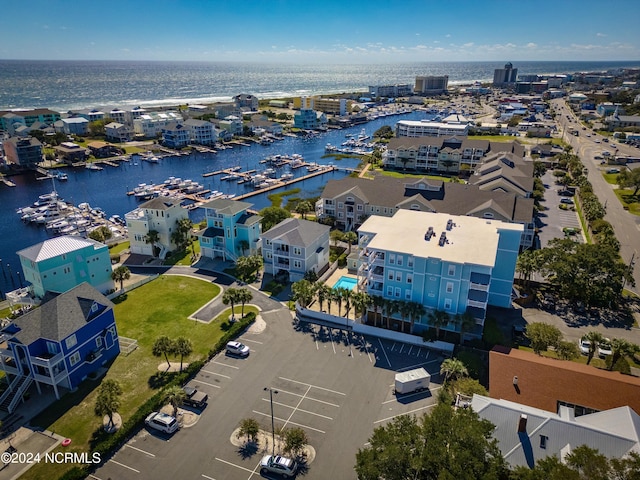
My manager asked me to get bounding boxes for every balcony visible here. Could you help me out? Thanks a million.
[275,261,291,270]
[274,247,290,256]
[31,351,64,367]
[467,299,487,309]
[469,282,489,292]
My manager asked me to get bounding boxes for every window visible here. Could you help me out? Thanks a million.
[483,212,494,219]
[387,286,393,296]
[65,335,77,350]
[96,337,103,348]
[69,351,81,366]
[397,256,403,266]
[395,287,401,298]
[408,256,414,268]
[407,274,413,284]
[396,272,402,282]
[444,298,452,310]
[266,252,272,259]
[338,212,344,218]
[338,202,344,209]
[389,254,395,265]
[448,265,456,276]
[405,289,411,300]
[539,435,548,449]
[446,282,454,293]
[293,247,302,256]
[293,260,302,269]
[388,270,394,281]
[357,204,363,211]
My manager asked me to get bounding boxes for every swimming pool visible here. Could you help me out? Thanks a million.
[333,275,357,291]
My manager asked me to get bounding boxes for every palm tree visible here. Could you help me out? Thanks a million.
[334,287,346,317]
[428,309,450,340]
[237,287,253,317]
[583,331,604,365]
[152,335,175,368]
[316,283,331,313]
[398,301,414,334]
[164,386,186,419]
[222,287,240,321]
[440,357,469,383]
[371,295,385,327]
[516,250,539,288]
[409,302,427,335]
[351,292,372,321]
[383,299,400,330]
[173,336,193,372]
[608,338,639,371]
[94,379,123,430]
[455,311,477,345]
[239,239,250,256]
[294,200,313,219]
[341,288,353,318]
[343,231,358,254]
[292,280,315,309]
[145,229,160,257]
[111,265,130,292]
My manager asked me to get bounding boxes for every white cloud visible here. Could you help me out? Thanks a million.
[526,42,537,48]
[596,32,607,37]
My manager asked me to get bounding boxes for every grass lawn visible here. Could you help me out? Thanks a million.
[517,345,608,369]
[602,172,620,184]
[267,188,301,208]
[614,188,640,216]
[374,169,455,182]
[468,135,524,143]
[108,241,130,255]
[164,240,201,266]
[24,275,257,480]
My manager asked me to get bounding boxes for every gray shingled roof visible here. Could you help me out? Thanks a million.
[8,283,113,346]
[262,218,330,248]
[201,198,253,215]
[17,236,104,263]
[140,197,182,210]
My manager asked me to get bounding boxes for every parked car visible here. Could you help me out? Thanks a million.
[145,412,179,434]
[226,340,250,357]
[598,339,612,358]
[579,337,591,355]
[557,189,574,197]
[183,385,208,408]
[607,168,620,174]
[560,198,574,205]
[260,454,298,478]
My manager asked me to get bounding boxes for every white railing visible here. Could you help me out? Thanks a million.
[7,376,33,413]
[107,274,159,299]
[467,299,487,309]
[469,282,490,292]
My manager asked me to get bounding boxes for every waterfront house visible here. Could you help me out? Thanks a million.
[54,142,88,162]
[3,136,43,167]
[471,394,640,469]
[56,117,89,136]
[17,235,115,300]
[125,197,189,259]
[316,176,534,249]
[261,218,330,282]
[87,141,122,158]
[133,111,182,139]
[161,122,190,149]
[0,283,120,410]
[184,118,217,145]
[293,108,327,130]
[198,199,262,262]
[105,122,132,143]
[357,210,522,337]
[108,108,128,125]
[214,116,243,136]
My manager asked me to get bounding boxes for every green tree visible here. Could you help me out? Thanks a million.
[291,279,315,308]
[454,311,476,344]
[237,418,260,443]
[610,451,640,480]
[440,357,469,383]
[355,403,506,480]
[583,331,604,365]
[374,125,394,139]
[525,322,562,355]
[237,287,253,317]
[260,206,291,231]
[383,299,400,330]
[428,309,450,340]
[617,168,640,195]
[315,283,332,313]
[238,239,250,256]
[152,335,175,368]
[371,295,385,327]
[557,340,580,361]
[222,287,240,321]
[330,229,344,247]
[566,445,611,480]
[173,336,193,372]
[94,379,123,431]
[294,200,313,219]
[88,225,113,243]
[110,265,131,292]
[343,231,358,254]
[516,250,540,288]
[145,229,160,257]
[608,338,639,371]
[409,302,426,335]
[164,386,186,419]
[351,291,372,319]
[88,118,110,137]
[235,254,262,282]
[282,426,309,457]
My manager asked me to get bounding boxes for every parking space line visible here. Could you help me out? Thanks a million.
[201,369,231,379]
[193,379,221,389]
[109,459,140,473]
[214,457,255,473]
[282,385,311,429]
[125,444,156,457]
[359,335,374,363]
[88,475,102,480]
[265,399,334,420]
[381,385,442,405]
[276,388,340,407]
[328,328,336,354]
[377,338,392,368]
[390,342,397,352]
[399,344,405,354]
[424,350,430,361]
[252,410,326,433]
[201,474,216,480]
[241,338,263,344]
[374,404,437,424]
[210,361,239,370]
[279,377,347,396]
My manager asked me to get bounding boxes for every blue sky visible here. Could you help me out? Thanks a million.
[1,0,638,62]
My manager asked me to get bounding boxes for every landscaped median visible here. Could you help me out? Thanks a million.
[20,275,256,480]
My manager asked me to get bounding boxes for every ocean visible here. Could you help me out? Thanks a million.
[2,60,640,112]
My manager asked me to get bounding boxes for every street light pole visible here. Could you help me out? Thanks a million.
[264,387,278,456]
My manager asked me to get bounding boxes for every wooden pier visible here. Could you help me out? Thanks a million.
[234,166,335,200]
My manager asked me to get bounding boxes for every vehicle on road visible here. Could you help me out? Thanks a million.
[560,198,574,205]
[579,337,591,355]
[394,367,430,394]
[607,168,620,174]
[260,455,298,478]
[183,386,208,408]
[598,339,612,358]
[145,412,179,434]
[226,340,250,357]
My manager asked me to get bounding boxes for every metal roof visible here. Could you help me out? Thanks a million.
[17,235,104,262]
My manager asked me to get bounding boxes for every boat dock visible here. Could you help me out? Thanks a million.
[234,165,336,200]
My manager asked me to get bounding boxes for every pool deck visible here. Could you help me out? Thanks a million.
[325,268,357,289]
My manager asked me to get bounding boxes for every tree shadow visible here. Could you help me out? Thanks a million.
[237,441,258,459]
[148,371,177,389]
[111,293,129,304]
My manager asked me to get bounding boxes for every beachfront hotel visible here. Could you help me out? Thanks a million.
[357,210,522,337]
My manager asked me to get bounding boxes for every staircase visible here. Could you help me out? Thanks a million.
[0,375,33,413]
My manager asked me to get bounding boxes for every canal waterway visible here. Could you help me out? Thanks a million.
[0,111,425,297]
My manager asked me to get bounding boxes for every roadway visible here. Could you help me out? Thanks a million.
[551,99,640,295]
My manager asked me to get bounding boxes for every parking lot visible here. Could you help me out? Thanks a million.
[536,170,583,248]
[91,308,443,480]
